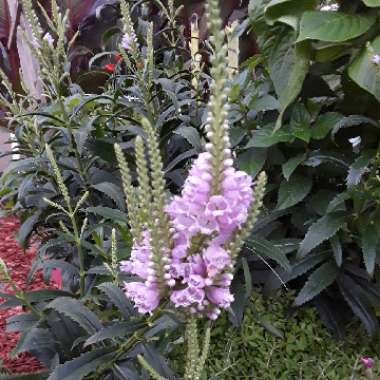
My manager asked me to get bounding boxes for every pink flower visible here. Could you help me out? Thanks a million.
[206,286,234,309]
[371,54,380,65]
[203,245,231,278]
[361,357,375,369]
[121,32,132,50]
[124,282,160,314]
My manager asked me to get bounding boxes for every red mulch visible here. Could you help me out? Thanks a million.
[0,215,53,374]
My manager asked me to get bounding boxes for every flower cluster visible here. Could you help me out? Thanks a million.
[120,151,254,319]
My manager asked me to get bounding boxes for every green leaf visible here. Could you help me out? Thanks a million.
[294,260,339,305]
[237,148,267,178]
[46,297,102,334]
[311,112,342,140]
[173,126,202,152]
[47,348,114,380]
[12,327,54,356]
[16,211,41,248]
[265,0,317,29]
[297,11,375,42]
[263,27,311,130]
[282,154,306,181]
[346,151,374,188]
[326,192,350,213]
[361,0,380,7]
[348,35,380,101]
[86,206,128,224]
[298,212,347,258]
[250,94,280,111]
[361,223,378,276]
[290,104,311,143]
[330,235,343,267]
[6,313,38,333]
[97,282,134,319]
[338,275,378,335]
[276,174,312,210]
[246,237,291,270]
[246,126,292,148]
[84,322,139,347]
[91,182,125,210]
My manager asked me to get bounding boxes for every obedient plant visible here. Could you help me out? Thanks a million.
[114,0,266,377]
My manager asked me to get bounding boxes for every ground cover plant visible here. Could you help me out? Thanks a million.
[0,0,379,379]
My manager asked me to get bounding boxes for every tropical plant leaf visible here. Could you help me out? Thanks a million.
[276,174,312,210]
[294,260,339,306]
[297,11,375,42]
[298,212,347,258]
[46,297,102,334]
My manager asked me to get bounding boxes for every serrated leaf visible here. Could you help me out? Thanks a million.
[361,223,378,276]
[84,322,140,347]
[246,237,291,270]
[173,126,202,152]
[97,282,134,319]
[346,152,374,188]
[91,182,125,210]
[298,212,346,258]
[237,148,267,178]
[276,174,312,210]
[86,206,128,224]
[46,297,102,334]
[297,11,375,42]
[6,313,39,333]
[294,260,339,306]
[16,211,41,248]
[326,192,350,213]
[281,154,305,180]
[47,348,114,380]
[330,235,342,267]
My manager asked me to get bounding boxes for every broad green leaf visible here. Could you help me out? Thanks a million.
[314,44,350,63]
[311,112,342,140]
[290,104,311,143]
[346,151,375,188]
[297,11,375,43]
[246,126,292,148]
[237,148,267,178]
[91,182,125,210]
[6,313,38,333]
[263,27,311,130]
[86,206,128,224]
[361,223,378,276]
[361,0,380,6]
[294,260,339,305]
[298,212,347,258]
[282,154,306,180]
[348,35,380,101]
[265,0,317,29]
[326,192,350,213]
[250,94,280,111]
[276,174,312,210]
[97,282,134,319]
[246,237,291,270]
[46,297,102,334]
[47,348,114,380]
[12,327,54,356]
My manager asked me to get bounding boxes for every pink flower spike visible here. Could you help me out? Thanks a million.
[361,357,375,369]
[371,54,380,65]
